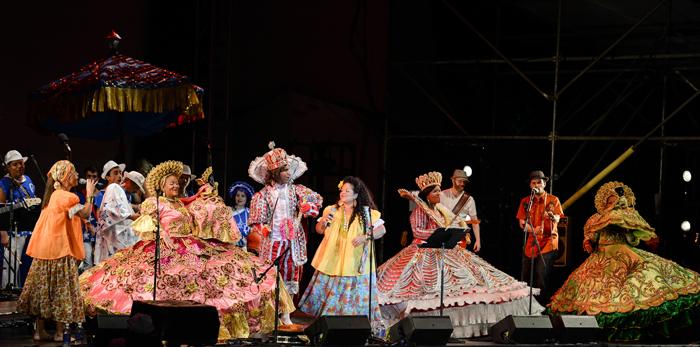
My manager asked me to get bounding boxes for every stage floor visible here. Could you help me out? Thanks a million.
[2,300,700,347]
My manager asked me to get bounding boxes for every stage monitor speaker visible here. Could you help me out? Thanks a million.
[551,314,601,343]
[90,314,129,347]
[388,316,453,346]
[554,216,569,267]
[489,315,554,344]
[130,300,219,346]
[304,315,371,346]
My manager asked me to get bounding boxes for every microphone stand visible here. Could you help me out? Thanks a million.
[255,245,291,345]
[3,185,16,291]
[522,189,546,315]
[29,155,46,186]
[152,194,162,300]
[365,208,375,335]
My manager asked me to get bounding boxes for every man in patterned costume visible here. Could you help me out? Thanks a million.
[248,142,322,324]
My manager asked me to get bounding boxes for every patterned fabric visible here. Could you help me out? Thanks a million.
[233,208,250,248]
[94,183,137,263]
[186,183,241,244]
[17,256,85,323]
[311,206,381,276]
[267,240,302,294]
[80,196,285,338]
[377,205,543,338]
[299,271,384,332]
[548,228,700,341]
[515,192,563,257]
[248,183,322,293]
[0,175,36,202]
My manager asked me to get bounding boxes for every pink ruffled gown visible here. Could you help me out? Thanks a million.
[80,196,279,339]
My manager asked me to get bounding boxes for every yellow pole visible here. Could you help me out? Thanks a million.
[562,146,635,211]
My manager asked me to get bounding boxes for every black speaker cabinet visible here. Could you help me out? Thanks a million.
[388,316,453,345]
[130,300,219,346]
[304,315,371,346]
[551,314,601,343]
[90,314,129,347]
[554,216,569,267]
[489,315,554,344]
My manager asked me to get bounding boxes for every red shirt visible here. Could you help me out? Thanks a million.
[516,192,563,257]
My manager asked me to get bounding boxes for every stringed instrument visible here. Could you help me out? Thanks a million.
[523,201,559,258]
[397,188,479,249]
[0,198,42,215]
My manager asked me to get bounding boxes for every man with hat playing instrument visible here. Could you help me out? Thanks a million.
[1,150,39,288]
[93,161,140,264]
[248,141,322,324]
[440,169,481,252]
[516,170,563,301]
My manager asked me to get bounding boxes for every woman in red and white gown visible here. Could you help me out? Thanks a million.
[377,171,543,338]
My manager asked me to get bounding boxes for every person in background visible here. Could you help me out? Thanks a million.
[93,161,139,264]
[228,181,255,250]
[77,166,98,272]
[440,169,481,252]
[0,150,39,288]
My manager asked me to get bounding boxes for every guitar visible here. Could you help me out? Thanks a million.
[0,198,42,215]
[398,188,479,249]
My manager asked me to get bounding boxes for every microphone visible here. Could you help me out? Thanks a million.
[362,205,372,234]
[58,133,72,152]
[79,178,87,185]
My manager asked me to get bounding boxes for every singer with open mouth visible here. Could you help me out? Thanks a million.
[298,176,387,334]
[516,170,563,302]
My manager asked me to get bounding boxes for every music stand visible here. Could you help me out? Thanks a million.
[1,202,39,292]
[420,228,466,316]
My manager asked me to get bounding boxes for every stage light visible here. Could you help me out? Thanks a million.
[683,170,692,183]
[681,220,691,232]
[463,165,472,177]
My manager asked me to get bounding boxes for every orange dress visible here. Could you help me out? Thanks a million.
[26,189,85,260]
[18,189,86,323]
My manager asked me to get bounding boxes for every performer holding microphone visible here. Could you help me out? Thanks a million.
[516,170,563,302]
[298,176,387,333]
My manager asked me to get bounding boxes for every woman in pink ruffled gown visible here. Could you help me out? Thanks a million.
[80,161,291,339]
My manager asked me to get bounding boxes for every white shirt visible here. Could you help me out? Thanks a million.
[440,188,477,227]
[270,183,292,241]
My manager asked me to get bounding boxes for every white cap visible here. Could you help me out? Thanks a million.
[123,171,145,194]
[3,150,28,165]
[101,160,126,179]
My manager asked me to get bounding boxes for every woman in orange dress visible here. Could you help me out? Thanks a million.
[17,160,97,341]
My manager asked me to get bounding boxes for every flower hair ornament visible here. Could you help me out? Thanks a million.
[337,180,344,190]
[48,160,75,190]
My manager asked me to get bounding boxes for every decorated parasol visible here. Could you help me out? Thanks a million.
[28,31,204,140]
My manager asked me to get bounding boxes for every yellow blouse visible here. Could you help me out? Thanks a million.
[311,205,381,276]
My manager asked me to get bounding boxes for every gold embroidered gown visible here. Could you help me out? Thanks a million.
[548,182,700,341]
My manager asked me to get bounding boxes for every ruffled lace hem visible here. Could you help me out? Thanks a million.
[381,296,545,338]
[379,284,539,311]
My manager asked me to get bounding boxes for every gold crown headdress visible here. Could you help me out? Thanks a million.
[145,160,184,197]
[594,181,636,213]
[416,171,442,191]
